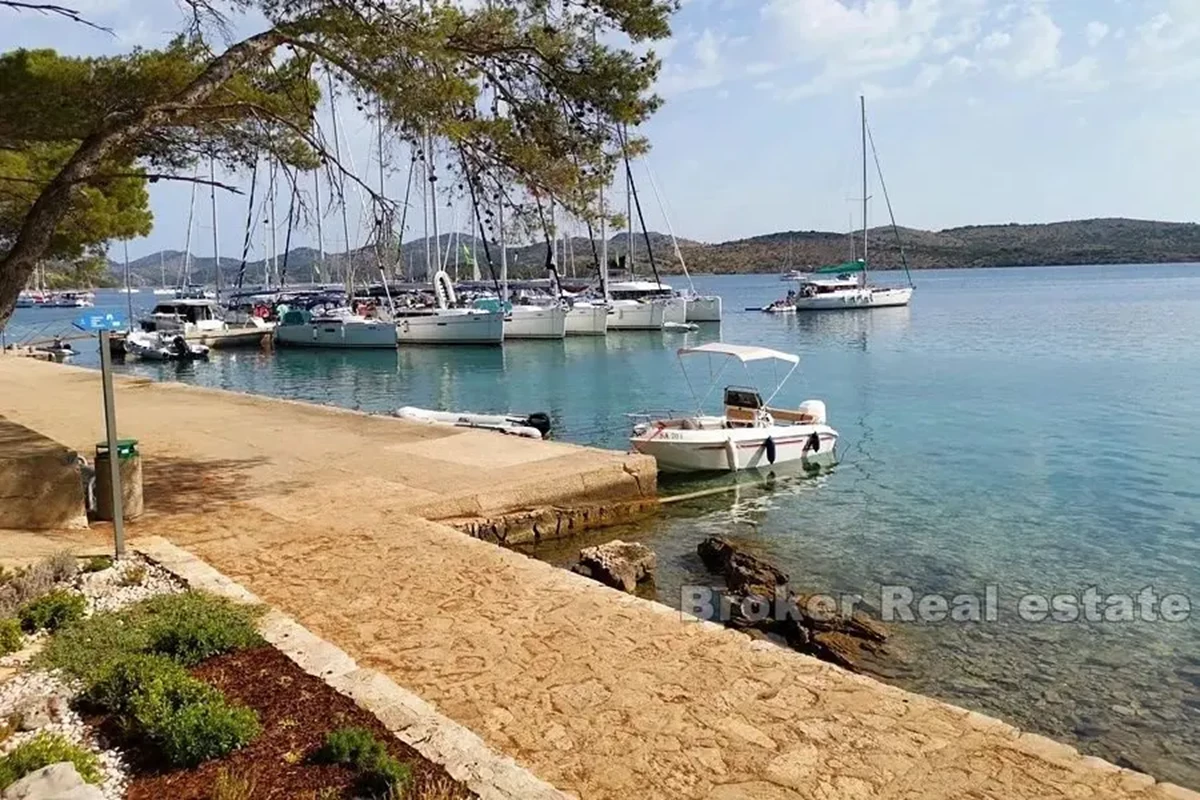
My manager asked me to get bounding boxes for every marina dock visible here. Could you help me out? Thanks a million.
[1,355,1194,800]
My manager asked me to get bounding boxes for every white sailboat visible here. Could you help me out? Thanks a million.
[396,270,504,345]
[792,97,913,312]
[564,300,608,336]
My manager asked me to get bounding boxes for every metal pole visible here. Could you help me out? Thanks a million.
[861,95,869,284]
[98,330,125,558]
[210,157,222,300]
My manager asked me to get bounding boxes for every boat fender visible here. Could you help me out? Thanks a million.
[765,436,776,464]
[803,432,821,454]
[524,412,552,437]
[724,438,738,471]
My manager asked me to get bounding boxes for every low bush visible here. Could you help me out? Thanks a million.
[148,694,261,767]
[87,654,259,767]
[81,555,113,574]
[139,592,262,666]
[0,618,22,655]
[0,553,74,619]
[119,564,147,586]
[18,590,86,633]
[0,732,102,790]
[318,727,411,798]
[39,609,151,683]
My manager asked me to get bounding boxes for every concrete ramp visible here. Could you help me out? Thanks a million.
[0,415,87,530]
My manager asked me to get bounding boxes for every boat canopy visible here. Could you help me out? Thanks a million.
[814,259,866,274]
[678,343,800,365]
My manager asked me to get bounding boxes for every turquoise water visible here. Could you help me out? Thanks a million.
[8,266,1199,787]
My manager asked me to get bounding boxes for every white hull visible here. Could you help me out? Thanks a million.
[276,318,397,348]
[153,288,176,296]
[632,423,838,473]
[394,406,544,439]
[793,286,913,311]
[662,296,688,324]
[608,300,665,330]
[685,295,722,322]
[396,310,504,345]
[504,305,567,339]
[565,303,608,336]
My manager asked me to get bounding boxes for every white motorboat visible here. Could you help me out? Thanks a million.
[275,307,397,348]
[42,291,95,308]
[153,288,177,296]
[140,298,227,335]
[394,406,551,439]
[504,303,567,340]
[125,330,210,361]
[781,269,807,281]
[564,300,609,336]
[630,342,837,473]
[395,307,505,345]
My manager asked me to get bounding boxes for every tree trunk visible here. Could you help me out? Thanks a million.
[0,27,288,328]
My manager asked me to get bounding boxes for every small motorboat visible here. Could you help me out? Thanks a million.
[125,330,210,362]
[394,406,551,439]
[629,342,837,473]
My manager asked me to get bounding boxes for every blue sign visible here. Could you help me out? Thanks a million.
[73,311,128,332]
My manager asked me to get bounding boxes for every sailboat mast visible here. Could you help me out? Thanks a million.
[599,182,609,300]
[209,157,221,300]
[313,170,324,283]
[498,191,508,303]
[182,178,198,288]
[625,158,634,275]
[429,135,440,276]
[268,159,278,289]
[328,69,353,297]
[123,240,133,321]
[861,95,868,285]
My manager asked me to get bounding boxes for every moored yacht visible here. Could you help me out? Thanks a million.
[608,280,686,325]
[396,271,504,345]
[564,300,609,336]
[275,307,397,348]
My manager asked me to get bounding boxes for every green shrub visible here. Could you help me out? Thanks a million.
[38,609,151,683]
[18,590,86,633]
[317,727,387,768]
[87,654,259,767]
[86,654,197,717]
[147,695,260,768]
[0,618,21,655]
[0,732,102,790]
[318,727,410,797]
[140,592,262,666]
[81,555,113,574]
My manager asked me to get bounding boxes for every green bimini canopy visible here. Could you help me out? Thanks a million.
[814,259,866,275]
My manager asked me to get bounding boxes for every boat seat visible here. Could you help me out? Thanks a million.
[765,406,817,424]
[725,407,757,427]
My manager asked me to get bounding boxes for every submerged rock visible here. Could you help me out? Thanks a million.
[571,540,656,593]
[695,537,892,674]
[2,762,103,800]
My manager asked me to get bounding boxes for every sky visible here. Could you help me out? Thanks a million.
[4,0,1200,260]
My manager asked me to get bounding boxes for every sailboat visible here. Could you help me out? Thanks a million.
[791,97,914,312]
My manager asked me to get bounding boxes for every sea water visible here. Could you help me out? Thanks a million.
[8,264,1199,787]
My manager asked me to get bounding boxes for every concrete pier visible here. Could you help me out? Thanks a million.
[1,356,1194,800]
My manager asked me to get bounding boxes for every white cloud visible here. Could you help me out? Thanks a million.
[656,28,728,95]
[1127,1,1200,85]
[1050,55,1107,91]
[981,6,1061,79]
[1085,21,1109,47]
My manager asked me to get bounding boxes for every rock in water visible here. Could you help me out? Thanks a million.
[571,540,656,593]
[2,762,103,800]
[695,538,892,674]
[697,537,788,597]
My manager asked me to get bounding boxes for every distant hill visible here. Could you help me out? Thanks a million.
[108,218,1200,286]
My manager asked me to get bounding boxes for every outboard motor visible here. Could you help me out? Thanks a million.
[171,335,190,359]
[522,412,552,438]
[798,400,827,425]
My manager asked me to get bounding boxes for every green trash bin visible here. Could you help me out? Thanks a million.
[94,438,144,520]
